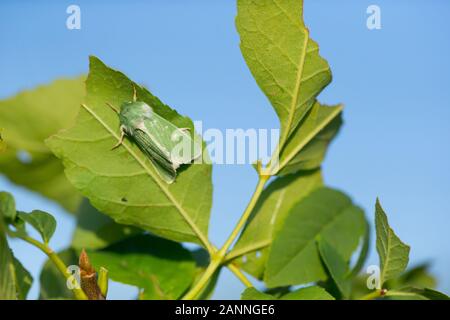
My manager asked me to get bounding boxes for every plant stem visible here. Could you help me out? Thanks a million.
[183,254,222,300]
[9,232,88,300]
[183,175,269,299]
[358,289,387,300]
[227,263,252,287]
[384,290,418,298]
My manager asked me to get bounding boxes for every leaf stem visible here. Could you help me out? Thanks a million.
[358,289,387,300]
[227,263,253,287]
[8,231,88,300]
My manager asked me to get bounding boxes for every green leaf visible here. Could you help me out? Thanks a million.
[0,78,85,212]
[0,245,33,300]
[318,239,351,298]
[230,170,323,279]
[12,257,33,300]
[236,0,331,140]
[0,205,33,300]
[39,248,78,300]
[265,187,366,287]
[0,191,16,224]
[87,234,197,300]
[241,287,274,300]
[47,56,212,247]
[18,210,56,244]
[281,286,335,300]
[0,231,16,299]
[71,199,141,250]
[277,102,342,175]
[375,199,410,284]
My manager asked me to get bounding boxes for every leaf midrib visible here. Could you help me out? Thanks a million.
[278,28,310,149]
[380,220,392,284]
[80,104,211,252]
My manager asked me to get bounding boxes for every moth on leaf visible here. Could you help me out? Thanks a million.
[102,86,202,184]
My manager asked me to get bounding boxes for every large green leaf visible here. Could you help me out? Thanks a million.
[277,102,342,175]
[71,199,141,250]
[18,210,56,244]
[229,170,322,279]
[47,56,212,247]
[87,234,196,300]
[0,78,84,212]
[39,249,78,300]
[318,239,351,298]
[375,199,410,284]
[265,187,366,287]
[236,0,331,140]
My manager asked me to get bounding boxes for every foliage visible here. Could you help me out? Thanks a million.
[0,0,447,301]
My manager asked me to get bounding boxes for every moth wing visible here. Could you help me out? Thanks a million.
[133,129,176,184]
[142,113,202,165]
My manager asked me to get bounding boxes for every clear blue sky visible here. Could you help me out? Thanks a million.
[1,0,449,299]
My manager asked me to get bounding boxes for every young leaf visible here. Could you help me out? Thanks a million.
[375,199,410,285]
[71,199,141,250]
[236,0,331,140]
[277,102,342,175]
[265,187,366,287]
[0,78,85,213]
[18,210,56,244]
[47,57,212,248]
[241,287,274,300]
[230,170,323,279]
[0,191,17,223]
[87,234,197,300]
[281,286,335,300]
[318,239,351,298]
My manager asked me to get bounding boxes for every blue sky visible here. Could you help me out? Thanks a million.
[1,0,449,299]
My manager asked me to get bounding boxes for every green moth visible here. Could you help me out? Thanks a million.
[105,86,202,184]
